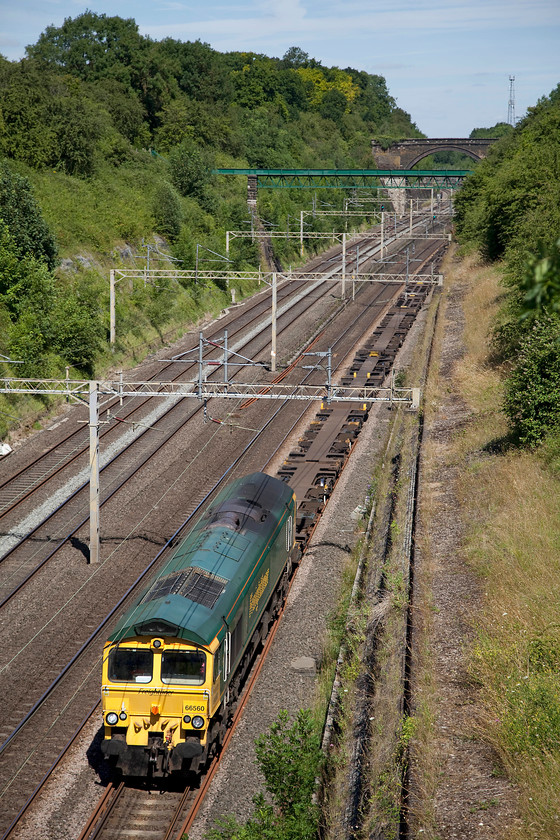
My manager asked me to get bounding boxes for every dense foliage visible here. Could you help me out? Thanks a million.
[0,12,424,437]
[0,162,57,268]
[1,13,418,176]
[0,167,103,380]
[454,85,560,445]
[207,710,322,840]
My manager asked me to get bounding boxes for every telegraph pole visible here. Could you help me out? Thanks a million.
[341,233,346,299]
[109,270,116,346]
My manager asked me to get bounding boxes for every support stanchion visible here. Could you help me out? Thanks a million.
[89,381,100,564]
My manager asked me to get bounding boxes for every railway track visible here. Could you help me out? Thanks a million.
[0,223,434,614]
[0,231,438,624]
[77,782,196,840]
[75,556,292,840]
[0,270,329,524]
[0,270,402,754]
[0,217,449,839]
[0,212,435,526]
[0,268,354,576]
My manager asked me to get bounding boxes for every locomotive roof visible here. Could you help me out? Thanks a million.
[108,472,294,647]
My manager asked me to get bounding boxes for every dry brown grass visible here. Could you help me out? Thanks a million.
[447,251,560,836]
[405,258,455,838]
[409,245,560,837]
[450,252,507,452]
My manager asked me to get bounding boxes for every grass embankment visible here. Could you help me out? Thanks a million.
[418,250,560,837]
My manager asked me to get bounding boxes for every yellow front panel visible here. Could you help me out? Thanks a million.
[102,639,211,747]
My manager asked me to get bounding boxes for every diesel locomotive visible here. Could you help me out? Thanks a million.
[101,472,297,776]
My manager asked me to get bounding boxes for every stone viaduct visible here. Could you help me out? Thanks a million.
[371,138,497,169]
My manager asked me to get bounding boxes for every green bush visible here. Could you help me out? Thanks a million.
[454,85,560,447]
[519,238,560,318]
[206,710,321,840]
[503,314,560,445]
[169,138,212,199]
[0,161,58,268]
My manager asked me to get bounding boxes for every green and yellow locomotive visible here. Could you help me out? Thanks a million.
[101,472,297,776]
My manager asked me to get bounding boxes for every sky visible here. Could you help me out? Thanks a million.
[1,0,559,137]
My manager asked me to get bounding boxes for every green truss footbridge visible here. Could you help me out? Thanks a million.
[213,168,472,196]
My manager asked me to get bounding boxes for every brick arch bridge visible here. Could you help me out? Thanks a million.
[371,138,497,169]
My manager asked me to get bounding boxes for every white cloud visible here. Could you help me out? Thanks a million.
[144,0,560,45]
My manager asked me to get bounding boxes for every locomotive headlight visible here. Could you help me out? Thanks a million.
[183,715,191,724]
[119,711,128,721]
[106,712,119,726]
[191,715,204,729]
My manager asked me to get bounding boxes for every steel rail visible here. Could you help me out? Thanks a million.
[81,517,295,840]
[0,215,401,532]
[0,269,344,566]
[0,372,331,836]
[0,223,430,580]
[0,384,318,760]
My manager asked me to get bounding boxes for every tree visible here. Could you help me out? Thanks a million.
[319,88,348,122]
[152,182,182,239]
[454,85,560,446]
[344,69,394,126]
[92,78,150,146]
[0,162,57,268]
[470,122,513,139]
[163,38,233,104]
[504,314,560,445]
[281,46,310,68]
[26,11,144,82]
[519,239,560,317]
[0,221,58,376]
[154,97,193,151]
[50,94,105,176]
[50,289,104,375]
[168,138,212,199]
[0,61,58,168]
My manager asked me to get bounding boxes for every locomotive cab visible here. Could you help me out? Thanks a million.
[101,636,221,776]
